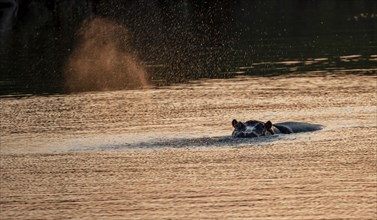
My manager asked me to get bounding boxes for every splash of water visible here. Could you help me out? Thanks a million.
[65,17,148,92]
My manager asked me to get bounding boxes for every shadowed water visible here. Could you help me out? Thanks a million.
[1,0,376,96]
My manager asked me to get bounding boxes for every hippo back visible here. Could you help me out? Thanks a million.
[274,122,323,134]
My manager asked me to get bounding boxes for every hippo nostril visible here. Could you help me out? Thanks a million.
[250,133,258,137]
[243,132,257,138]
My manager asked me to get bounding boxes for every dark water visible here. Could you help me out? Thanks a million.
[0,0,376,96]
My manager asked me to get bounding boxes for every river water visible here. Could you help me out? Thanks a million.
[1,0,377,219]
[1,74,376,219]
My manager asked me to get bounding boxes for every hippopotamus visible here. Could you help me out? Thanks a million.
[231,119,323,138]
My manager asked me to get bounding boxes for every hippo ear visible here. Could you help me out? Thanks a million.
[265,121,272,130]
[232,119,238,128]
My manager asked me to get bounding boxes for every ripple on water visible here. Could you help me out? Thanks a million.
[0,75,376,154]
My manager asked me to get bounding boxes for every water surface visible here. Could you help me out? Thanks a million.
[1,74,375,154]
[1,0,376,95]
[1,75,376,219]
[1,1,377,219]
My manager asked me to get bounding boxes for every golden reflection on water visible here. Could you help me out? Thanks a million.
[0,74,376,153]
[0,75,376,219]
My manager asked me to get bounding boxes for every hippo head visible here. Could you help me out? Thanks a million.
[232,119,273,138]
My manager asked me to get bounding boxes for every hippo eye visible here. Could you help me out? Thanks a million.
[252,123,266,135]
[236,123,246,130]
[256,123,265,130]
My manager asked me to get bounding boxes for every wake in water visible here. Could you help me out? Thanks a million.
[62,124,342,153]
[62,134,286,153]
[125,135,284,149]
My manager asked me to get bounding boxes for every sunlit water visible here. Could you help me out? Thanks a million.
[1,74,375,154]
[1,74,376,219]
[1,1,377,218]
